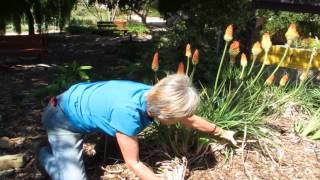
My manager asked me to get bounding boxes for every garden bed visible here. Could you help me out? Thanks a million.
[0,34,319,179]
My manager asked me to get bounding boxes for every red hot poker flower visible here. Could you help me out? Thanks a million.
[177,62,185,75]
[224,24,233,42]
[261,32,272,53]
[229,40,240,65]
[192,49,199,65]
[299,71,308,81]
[285,23,299,44]
[152,52,159,72]
[251,41,262,57]
[265,74,275,86]
[279,74,289,87]
[240,53,248,67]
[185,43,192,58]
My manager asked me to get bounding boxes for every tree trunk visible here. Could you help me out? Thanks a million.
[132,9,148,25]
[25,6,35,35]
[0,20,5,35]
[141,16,147,24]
[141,9,149,25]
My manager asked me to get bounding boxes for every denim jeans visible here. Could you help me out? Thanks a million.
[38,96,87,180]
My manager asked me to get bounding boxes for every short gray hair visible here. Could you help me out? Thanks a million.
[146,74,199,122]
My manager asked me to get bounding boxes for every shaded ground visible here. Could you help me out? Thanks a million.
[0,33,319,179]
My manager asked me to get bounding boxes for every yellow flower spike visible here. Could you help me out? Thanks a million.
[185,43,192,58]
[261,32,272,53]
[279,74,289,87]
[240,53,248,67]
[285,23,299,45]
[248,41,262,76]
[265,74,275,86]
[192,49,199,65]
[228,40,240,65]
[152,52,159,72]
[239,53,248,80]
[299,71,308,81]
[224,24,233,42]
[251,41,262,57]
[177,62,185,75]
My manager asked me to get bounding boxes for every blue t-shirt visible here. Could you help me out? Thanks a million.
[60,80,153,137]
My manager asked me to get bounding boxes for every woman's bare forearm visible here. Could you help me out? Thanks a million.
[180,115,222,135]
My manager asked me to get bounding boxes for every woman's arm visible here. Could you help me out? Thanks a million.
[180,115,222,135]
[180,115,237,145]
[115,132,161,180]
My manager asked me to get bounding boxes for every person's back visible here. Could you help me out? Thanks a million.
[61,80,153,136]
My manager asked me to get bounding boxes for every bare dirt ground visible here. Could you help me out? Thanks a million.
[0,33,319,180]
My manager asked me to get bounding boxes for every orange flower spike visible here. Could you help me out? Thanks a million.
[285,23,299,44]
[224,24,233,42]
[185,43,192,58]
[261,32,272,53]
[251,41,263,57]
[279,74,289,87]
[229,41,240,56]
[265,74,275,86]
[177,62,185,75]
[240,53,248,67]
[152,52,159,72]
[192,49,199,65]
[229,40,240,65]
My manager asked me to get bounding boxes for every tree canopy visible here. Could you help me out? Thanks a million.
[0,0,77,35]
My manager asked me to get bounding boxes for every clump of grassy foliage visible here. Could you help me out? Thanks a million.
[127,22,150,35]
[151,23,320,161]
[32,61,92,104]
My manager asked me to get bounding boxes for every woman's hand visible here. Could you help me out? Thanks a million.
[180,115,237,146]
[215,129,237,146]
[115,132,160,180]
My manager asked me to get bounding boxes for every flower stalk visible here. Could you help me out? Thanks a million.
[185,44,192,76]
[270,44,290,77]
[299,37,319,86]
[249,33,272,87]
[271,24,300,77]
[214,24,233,93]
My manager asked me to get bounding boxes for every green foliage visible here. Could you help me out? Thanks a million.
[256,10,320,44]
[298,36,320,49]
[158,0,252,41]
[119,0,157,23]
[127,22,149,35]
[33,62,93,103]
[294,87,320,140]
[87,0,121,21]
